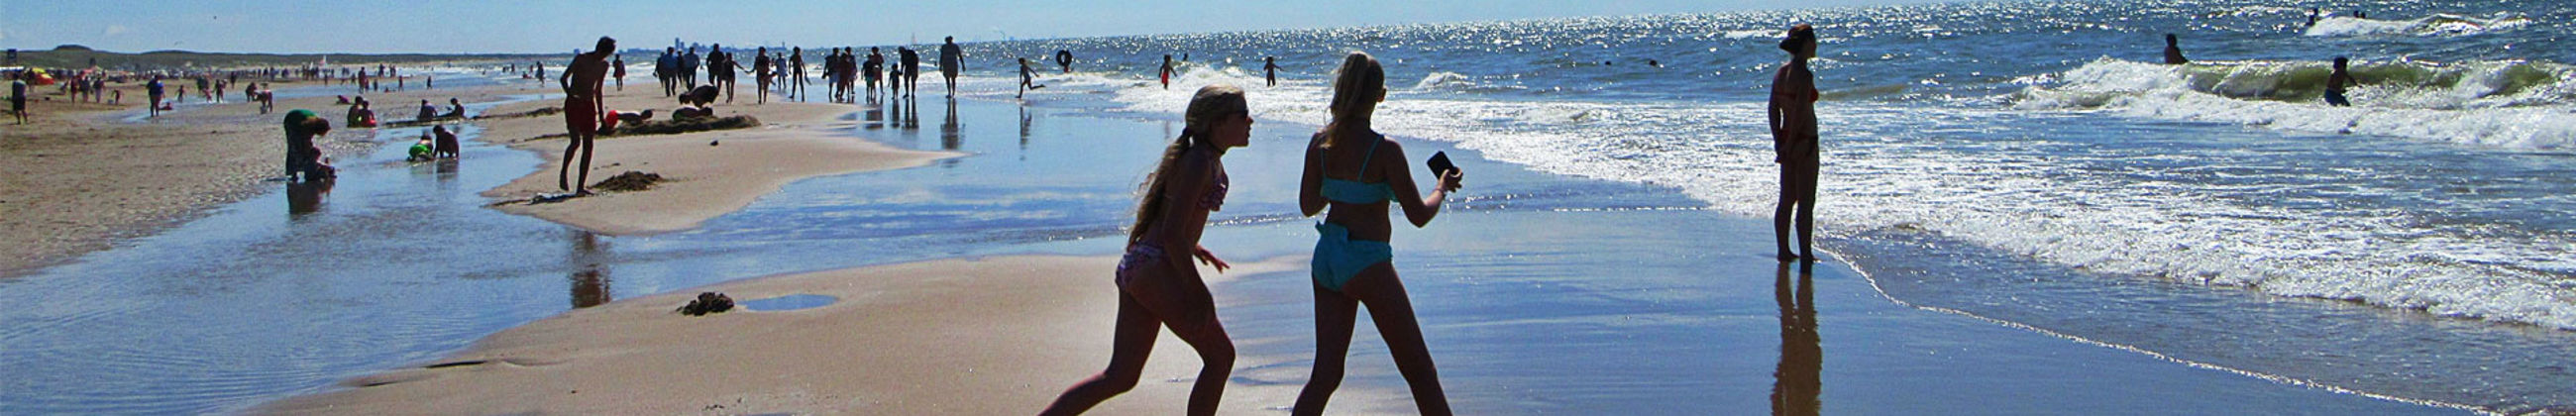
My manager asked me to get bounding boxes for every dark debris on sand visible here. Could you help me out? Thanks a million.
[522,114,760,142]
[611,114,760,136]
[676,292,734,316]
[590,170,663,192]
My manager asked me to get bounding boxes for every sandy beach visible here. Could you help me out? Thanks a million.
[254,255,1388,415]
[467,85,952,235]
[0,77,533,276]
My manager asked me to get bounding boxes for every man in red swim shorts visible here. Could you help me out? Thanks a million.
[559,37,615,194]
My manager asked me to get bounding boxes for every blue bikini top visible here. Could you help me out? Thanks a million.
[1321,134,1397,204]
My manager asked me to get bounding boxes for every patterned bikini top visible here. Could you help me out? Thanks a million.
[1199,170,1230,211]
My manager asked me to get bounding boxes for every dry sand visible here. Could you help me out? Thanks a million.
[0,79,531,276]
[471,84,952,235]
[256,255,1392,415]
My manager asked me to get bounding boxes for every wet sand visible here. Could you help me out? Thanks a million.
[0,78,534,276]
[254,255,1394,414]
[469,83,953,235]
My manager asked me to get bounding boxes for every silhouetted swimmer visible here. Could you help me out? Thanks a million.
[899,47,920,97]
[2325,56,2355,107]
[1041,84,1253,416]
[940,36,964,97]
[2308,8,2321,28]
[1770,24,1822,262]
[2354,11,2366,19]
[2164,34,2189,64]
[1056,50,1074,73]
[559,37,616,194]
[754,47,774,104]
[1263,56,1280,87]
[1649,59,1663,67]
[790,47,806,101]
[1294,52,1461,416]
[1159,54,1175,90]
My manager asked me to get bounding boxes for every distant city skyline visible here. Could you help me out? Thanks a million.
[2,0,1961,54]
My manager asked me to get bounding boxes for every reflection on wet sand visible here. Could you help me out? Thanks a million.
[286,181,335,218]
[1019,104,1034,156]
[1773,261,1821,416]
[865,99,889,130]
[900,94,920,130]
[569,231,611,308]
[941,97,963,152]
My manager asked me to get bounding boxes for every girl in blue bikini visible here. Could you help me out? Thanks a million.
[1043,84,1254,416]
[1293,52,1464,416]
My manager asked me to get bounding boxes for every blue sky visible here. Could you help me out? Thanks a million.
[2,0,1956,54]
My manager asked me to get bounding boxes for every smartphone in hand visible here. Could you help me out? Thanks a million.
[1426,152,1457,176]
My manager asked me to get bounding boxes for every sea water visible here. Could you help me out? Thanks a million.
[923,0,2573,410]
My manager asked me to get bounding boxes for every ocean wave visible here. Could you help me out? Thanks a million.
[2013,57,2576,149]
[2303,13,2529,38]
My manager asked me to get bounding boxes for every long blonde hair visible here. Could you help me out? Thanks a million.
[1128,84,1248,243]
[1322,52,1384,150]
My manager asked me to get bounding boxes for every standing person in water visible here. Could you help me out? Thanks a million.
[790,47,807,102]
[899,47,921,98]
[2325,56,2356,107]
[1040,84,1253,416]
[612,54,627,91]
[147,76,166,117]
[939,36,965,97]
[1056,50,1075,73]
[865,47,886,97]
[1263,56,1281,87]
[1159,54,1176,90]
[753,47,774,104]
[2163,34,2189,64]
[1294,52,1462,416]
[558,37,615,194]
[1769,25,1823,262]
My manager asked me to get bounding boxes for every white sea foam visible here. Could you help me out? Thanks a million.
[2304,13,2529,38]
[2016,57,2576,150]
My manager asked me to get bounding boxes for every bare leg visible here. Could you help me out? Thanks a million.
[1292,282,1361,416]
[575,136,594,194]
[559,138,583,191]
[1342,265,1451,415]
[1792,162,1819,261]
[1774,165,1797,260]
[1041,292,1161,416]
[1167,302,1235,416]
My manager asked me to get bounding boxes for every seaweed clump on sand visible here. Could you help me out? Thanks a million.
[612,114,760,136]
[590,170,664,192]
[676,292,734,316]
